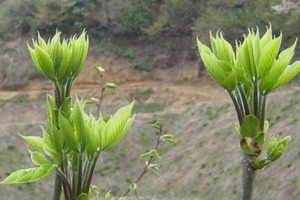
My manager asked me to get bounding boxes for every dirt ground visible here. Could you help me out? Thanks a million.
[1,55,300,200]
[0,55,227,108]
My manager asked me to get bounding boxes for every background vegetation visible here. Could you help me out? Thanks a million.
[0,0,300,88]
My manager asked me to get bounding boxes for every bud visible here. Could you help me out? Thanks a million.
[93,64,105,75]
[267,136,291,162]
[104,83,118,90]
[146,163,159,172]
[254,157,269,170]
[28,30,89,83]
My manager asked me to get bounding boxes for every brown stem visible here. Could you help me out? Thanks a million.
[241,155,257,200]
[53,173,62,200]
[122,125,163,197]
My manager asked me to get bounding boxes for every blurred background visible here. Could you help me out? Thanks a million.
[0,0,300,199]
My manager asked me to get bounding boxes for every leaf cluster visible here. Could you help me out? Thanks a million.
[198,25,297,169]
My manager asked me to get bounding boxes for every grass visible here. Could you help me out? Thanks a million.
[116,48,135,59]
[129,88,166,113]
[134,102,166,113]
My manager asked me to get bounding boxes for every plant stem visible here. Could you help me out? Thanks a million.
[57,168,74,200]
[238,85,250,116]
[241,155,256,200]
[96,87,106,119]
[77,153,83,196]
[259,95,267,130]
[53,174,62,200]
[122,125,163,197]
[83,153,101,194]
[228,91,243,124]
[253,83,259,119]
[53,82,62,200]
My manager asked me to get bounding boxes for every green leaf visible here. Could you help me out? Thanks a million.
[130,183,139,198]
[85,117,100,156]
[150,167,160,177]
[46,95,58,131]
[223,69,237,91]
[140,151,151,160]
[236,36,252,80]
[271,61,300,91]
[104,83,118,90]
[19,134,44,151]
[254,157,270,170]
[104,191,115,200]
[60,97,72,118]
[1,165,55,184]
[257,35,282,78]
[267,136,291,162]
[57,51,70,81]
[101,101,134,150]
[245,32,257,79]
[198,37,236,90]
[68,31,89,79]
[76,193,88,200]
[35,46,55,80]
[141,149,161,161]
[50,32,63,73]
[71,99,86,151]
[28,45,46,79]
[93,64,105,74]
[42,127,61,164]
[59,111,79,152]
[160,134,175,144]
[151,120,163,130]
[277,39,297,64]
[260,25,273,48]
[240,115,260,138]
[254,132,265,149]
[259,58,288,94]
[30,151,52,166]
[51,125,63,152]
[210,32,235,64]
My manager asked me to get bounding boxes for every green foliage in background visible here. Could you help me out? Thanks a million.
[2,0,299,42]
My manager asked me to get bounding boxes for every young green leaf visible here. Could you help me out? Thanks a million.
[257,35,282,78]
[76,193,88,200]
[35,46,55,80]
[50,125,63,152]
[42,127,61,164]
[70,99,86,151]
[254,157,269,170]
[93,64,105,75]
[59,111,79,152]
[29,151,52,166]
[60,97,72,118]
[19,134,44,151]
[104,191,115,200]
[46,94,58,130]
[240,115,260,138]
[160,134,175,144]
[101,101,134,150]
[150,166,160,177]
[104,83,118,90]
[260,59,290,94]
[85,117,101,156]
[1,165,55,184]
[271,61,300,91]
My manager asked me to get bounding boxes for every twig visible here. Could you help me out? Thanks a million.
[122,124,163,197]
